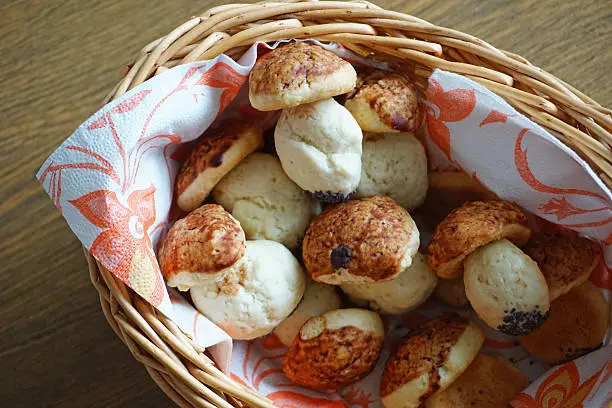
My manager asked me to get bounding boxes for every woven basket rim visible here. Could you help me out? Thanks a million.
[91,2,612,407]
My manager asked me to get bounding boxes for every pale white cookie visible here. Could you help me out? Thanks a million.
[274,98,362,203]
[213,152,319,249]
[341,253,437,314]
[357,132,428,209]
[191,240,306,340]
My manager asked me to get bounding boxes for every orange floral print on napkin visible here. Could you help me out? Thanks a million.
[511,361,606,408]
[69,186,164,306]
[425,78,476,160]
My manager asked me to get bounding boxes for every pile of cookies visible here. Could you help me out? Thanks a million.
[158,42,607,407]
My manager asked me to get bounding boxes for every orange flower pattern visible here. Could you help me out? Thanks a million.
[511,360,608,408]
[425,78,476,160]
[70,186,165,305]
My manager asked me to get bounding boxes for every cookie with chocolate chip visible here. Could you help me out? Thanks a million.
[302,195,420,285]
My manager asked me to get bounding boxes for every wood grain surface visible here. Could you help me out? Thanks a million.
[0,0,609,406]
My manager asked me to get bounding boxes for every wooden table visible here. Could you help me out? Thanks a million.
[0,0,609,406]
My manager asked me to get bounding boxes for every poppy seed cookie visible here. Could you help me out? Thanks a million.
[464,239,550,335]
[428,200,531,279]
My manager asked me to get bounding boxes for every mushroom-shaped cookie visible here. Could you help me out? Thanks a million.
[428,200,531,279]
[425,354,529,408]
[520,281,608,364]
[159,204,245,291]
[344,70,425,133]
[249,42,357,111]
[303,196,420,285]
[213,153,319,249]
[357,132,428,209]
[423,170,498,225]
[380,314,485,408]
[434,277,469,308]
[274,280,342,346]
[523,231,600,301]
[191,240,306,340]
[283,308,384,389]
[464,239,550,335]
[275,98,363,203]
[341,253,437,314]
[175,122,263,212]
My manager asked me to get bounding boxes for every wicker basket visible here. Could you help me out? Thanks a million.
[88,1,612,407]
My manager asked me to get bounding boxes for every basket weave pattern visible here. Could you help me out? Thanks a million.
[89,1,612,407]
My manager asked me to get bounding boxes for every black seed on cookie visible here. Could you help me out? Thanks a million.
[308,190,356,204]
[496,309,549,336]
[330,245,351,269]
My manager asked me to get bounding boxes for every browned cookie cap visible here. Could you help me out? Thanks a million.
[425,354,529,408]
[302,196,420,285]
[344,70,425,133]
[159,204,245,290]
[283,308,384,389]
[520,281,609,364]
[175,122,263,212]
[249,42,357,111]
[427,200,531,279]
[380,314,485,408]
[523,231,600,301]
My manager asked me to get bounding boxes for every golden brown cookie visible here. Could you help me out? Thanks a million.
[428,200,531,279]
[519,281,609,364]
[302,196,420,285]
[523,231,600,301]
[344,70,425,133]
[423,171,498,225]
[249,42,357,111]
[434,277,469,308]
[283,308,384,389]
[159,204,245,290]
[175,122,263,212]
[380,314,485,408]
[464,239,550,335]
[425,354,529,408]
